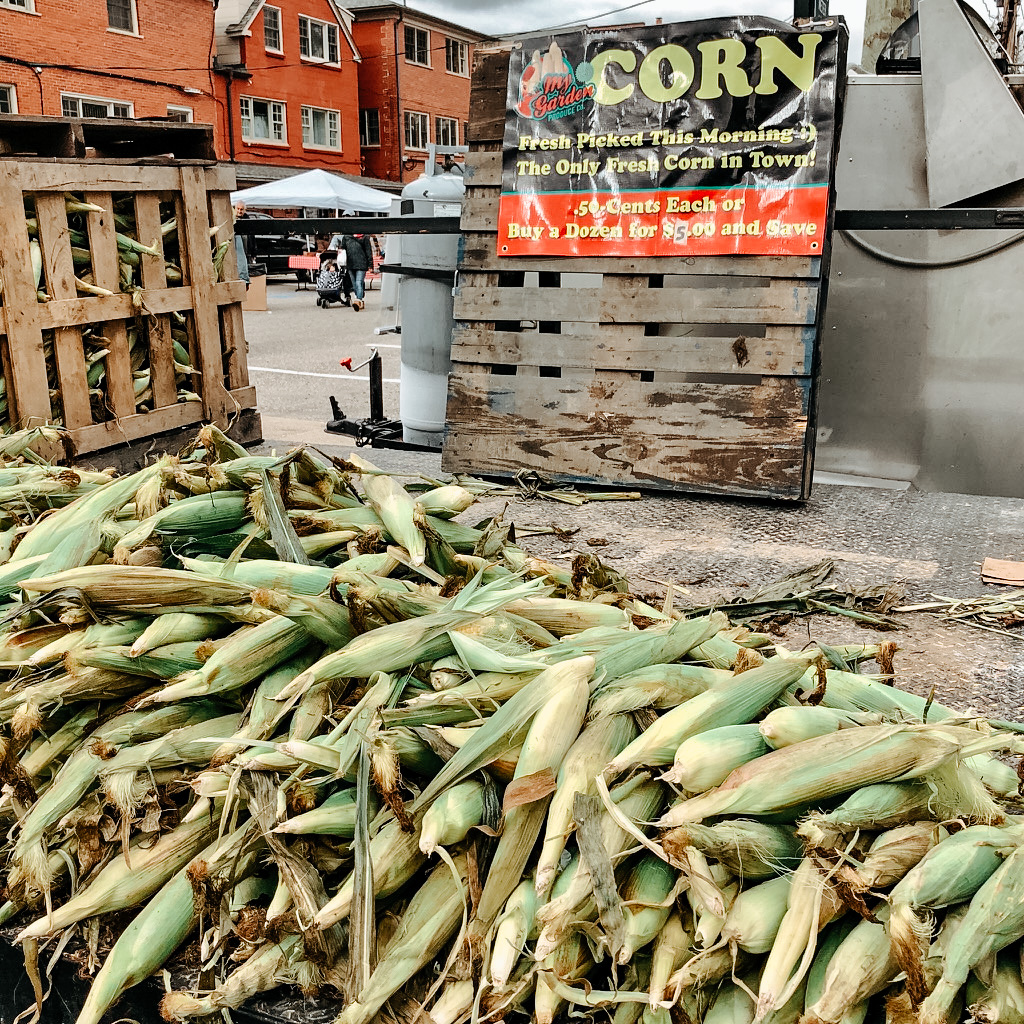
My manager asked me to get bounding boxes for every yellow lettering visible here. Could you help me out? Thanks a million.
[695,38,752,99]
[755,34,821,94]
[638,44,694,103]
[591,48,637,105]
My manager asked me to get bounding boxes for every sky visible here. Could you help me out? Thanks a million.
[397,0,871,64]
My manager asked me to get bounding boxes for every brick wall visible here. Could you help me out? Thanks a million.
[0,0,218,123]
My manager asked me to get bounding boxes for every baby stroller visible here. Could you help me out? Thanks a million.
[315,259,352,308]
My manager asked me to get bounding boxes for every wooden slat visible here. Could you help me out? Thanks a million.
[180,166,233,427]
[84,190,136,420]
[27,282,245,330]
[134,193,178,410]
[451,323,812,376]
[460,231,822,278]
[465,148,502,186]
[0,176,53,427]
[455,278,819,325]
[462,188,502,232]
[15,164,188,192]
[442,372,810,499]
[69,385,257,451]
[468,48,513,144]
[208,191,250,389]
[34,194,93,429]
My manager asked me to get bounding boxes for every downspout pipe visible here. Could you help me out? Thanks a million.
[394,14,403,181]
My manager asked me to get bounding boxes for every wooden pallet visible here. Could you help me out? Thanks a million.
[0,145,259,456]
[442,47,832,501]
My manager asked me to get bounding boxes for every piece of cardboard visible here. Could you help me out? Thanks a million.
[981,557,1024,586]
[242,274,267,312]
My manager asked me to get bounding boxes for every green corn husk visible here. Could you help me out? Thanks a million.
[965,949,1024,1024]
[648,909,693,1007]
[588,662,732,719]
[535,930,594,1024]
[489,877,540,989]
[720,872,792,954]
[273,788,379,837]
[805,918,868,1024]
[351,455,427,567]
[17,799,221,940]
[20,706,100,779]
[662,724,769,791]
[75,824,260,1024]
[68,642,205,679]
[252,588,353,647]
[888,823,1021,1004]
[919,843,1024,1024]
[471,656,591,936]
[416,484,475,519]
[618,854,680,964]
[181,555,337,596]
[137,616,309,705]
[838,821,946,892]
[336,854,469,1024]
[660,725,983,827]
[607,653,817,776]
[536,714,637,899]
[802,918,899,1024]
[28,618,150,667]
[593,613,727,685]
[419,779,487,854]
[758,706,885,748]
[128,612,223,657]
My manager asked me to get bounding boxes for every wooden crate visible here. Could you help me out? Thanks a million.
[0,123,258,456]
[442,48,831,501]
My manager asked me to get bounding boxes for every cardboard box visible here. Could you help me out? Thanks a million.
[242,273,267,312]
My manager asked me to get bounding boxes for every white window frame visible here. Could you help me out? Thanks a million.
[239,95,287,145]
[445,38,468,76]
[301,105,340,150]
[360,108,380,148]
[435,116,458,147]
[404,25,430,66]
[0,85,17,114]
[263,4,282,53]
[106,0,138,35]
[166,104,193,122]
[299,14,339,64]
[0,0,36,12]
[61,93,134,118]
[404,110,429,151]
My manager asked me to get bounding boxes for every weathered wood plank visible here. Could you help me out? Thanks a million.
[85,190,136,420]
[209,190,250,389]
[454,278,819,325]
[459,231,821,278]
[0,176,53,427]
[34,194,93,429]
[450,323,812,376]
[464,149,503,186]
[180,165,233,427]
[14,164,187,192]
[442,372,810,499]
[134,193,178,410]
[462,188,502,232]
[468,48,512,144]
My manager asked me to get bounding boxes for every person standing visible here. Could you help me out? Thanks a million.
[340,233,373,311]
[233,201,250,288]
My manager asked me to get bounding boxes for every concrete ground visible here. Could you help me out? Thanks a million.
[243,281,1024,723]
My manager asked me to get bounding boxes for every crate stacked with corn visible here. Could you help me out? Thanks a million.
[0,424,1018,1024]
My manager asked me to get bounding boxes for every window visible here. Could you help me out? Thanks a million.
[0,86,16,114]
[61,94,133,118]
[360,108,380,147]
[404,110,429,150]
[0,0,34,10]
[239,96,286,143]
[445,38,468,75]
[299,15,339,63]
[263,5,282,52]
[106,0,136,32]
[435,116,458,147]
[301,105,340,149]
[404,25,429,65]
[166,104,193,122]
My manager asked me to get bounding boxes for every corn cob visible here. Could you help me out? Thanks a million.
[797,781,937,850]
[805,918,868,1024]
[720,872,791,955]
[489,877,540,989]
[535,931,594,1024]
[758,706,885,748]
[649,908,693,1007]
[419,779,487,854]
[662,723,769,791]
[618,854,680,964]
[588,662,731,719]
[964,949,1024,1024]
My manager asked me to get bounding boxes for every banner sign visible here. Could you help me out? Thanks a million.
[498,17,847,258]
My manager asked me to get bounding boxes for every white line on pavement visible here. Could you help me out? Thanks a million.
[369,343,401,349]
[249,366,401,383]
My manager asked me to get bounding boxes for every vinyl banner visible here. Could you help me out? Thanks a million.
[498,17,847,257]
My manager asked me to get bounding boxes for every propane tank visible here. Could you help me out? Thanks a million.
[397,171,464,446]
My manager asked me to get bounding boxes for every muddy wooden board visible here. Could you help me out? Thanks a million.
[443,43,841,500]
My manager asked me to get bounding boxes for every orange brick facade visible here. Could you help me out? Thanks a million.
[214,0,362,179]
[0,0,218,123]
[351,9,479,183]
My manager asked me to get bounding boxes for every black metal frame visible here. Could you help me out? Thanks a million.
[836,208,1024,229]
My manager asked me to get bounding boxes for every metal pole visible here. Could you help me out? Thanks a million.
[369,351,385,423]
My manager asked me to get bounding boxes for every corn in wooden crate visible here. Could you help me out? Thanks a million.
[0,118,259,457]
[443,48,830,501]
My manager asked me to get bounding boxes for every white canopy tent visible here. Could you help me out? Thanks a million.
[230,168,393,214]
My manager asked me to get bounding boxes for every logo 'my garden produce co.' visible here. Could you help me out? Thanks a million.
[515,41,596,121]
[499,17,848,258]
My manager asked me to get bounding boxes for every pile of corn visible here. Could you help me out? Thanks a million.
[8,192,228,428]
[0,425,1020,1024]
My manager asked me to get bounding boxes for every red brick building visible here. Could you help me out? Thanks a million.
[346,1,489,182]
[213,0,365,188]
[0,0,218,125]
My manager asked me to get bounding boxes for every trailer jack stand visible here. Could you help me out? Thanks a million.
[325,349,438,452]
